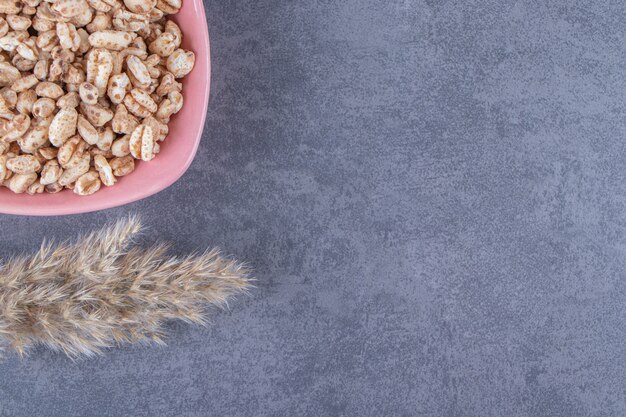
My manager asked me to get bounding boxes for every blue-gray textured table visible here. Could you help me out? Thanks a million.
[1,1,625,416]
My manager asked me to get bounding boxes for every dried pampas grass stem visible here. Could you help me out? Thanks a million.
[0,216,251,358]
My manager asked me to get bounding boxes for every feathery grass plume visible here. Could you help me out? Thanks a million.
[0,216,252,358]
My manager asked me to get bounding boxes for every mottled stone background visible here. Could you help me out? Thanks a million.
[1,0,626,415]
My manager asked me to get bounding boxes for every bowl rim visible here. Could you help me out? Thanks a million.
[0,3,210,217]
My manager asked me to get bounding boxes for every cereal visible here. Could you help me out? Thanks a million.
[129,123,154,161]
[156,0,180,15]
[149,32,176,57]
[3,114,30,142]
[93,154,116,186]
[33,59,49,80]
[10,74,38,92]
[18,126,48,153]
[109,155,134,176]
[49,107,78,146]
[26,179,44,195]
[79,82,99,105]
[33,115,53,129]
[57,135,85,168]
[7,172,37,193]
[6,154,41,174]
[86,12,112,33]
[0,87,17,107]
[165,48,194,78]
[16,89,37,115]
[56,22,81,52]
[97,125,115,150]
[6,15,31,32]
[40,160,62,185]
[32,97,56,118]
[126,55,151,87]
[124,0,156,14]
[113,9,148,32]
[0,31,27,53]
[77,114,100,144]
[0,154,7,181]
[80,101,114,126]
[88,30,136,51]
[73,170,101,195]
[52,0,89,19]
[86,48,113,95]
[44,182,63,193]
[57,91,80,108]
[111,103,138,133]
[15,38,38,61]
[89,0,112,13]
[36,82,65,99]
[0,0,194,196]
[38,146,58,160]
[32,15,55,33]
[111,133,130,156]
[70,7,93,28]
[107,74,130,104]
[57,153,89,186]
[0,98,10,119]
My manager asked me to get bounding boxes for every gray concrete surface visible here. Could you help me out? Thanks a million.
[1,0,625,415]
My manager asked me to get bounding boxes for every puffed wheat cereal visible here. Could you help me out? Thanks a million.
[0,0,194,196]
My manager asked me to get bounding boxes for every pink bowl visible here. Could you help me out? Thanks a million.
[0,1,211,216]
